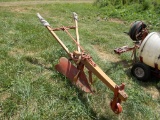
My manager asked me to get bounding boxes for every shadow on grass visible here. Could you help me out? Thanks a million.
[25,56,54,71]
[25,56,114,120]
[106,58,160,84]
[104,58,160,87]
[104,59,132,77]
[63,79,112,120]
[106,59,160,96]
[104,59,160,118]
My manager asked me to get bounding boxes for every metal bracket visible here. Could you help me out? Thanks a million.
[110,83,126,114]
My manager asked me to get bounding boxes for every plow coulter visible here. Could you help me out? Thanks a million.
[37,13,128,114]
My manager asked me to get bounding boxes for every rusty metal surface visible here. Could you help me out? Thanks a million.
[114,44,140,55]
[55,57,92,93]
[110,84,126,114]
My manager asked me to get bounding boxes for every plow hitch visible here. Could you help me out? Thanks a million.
[37,13,128,114]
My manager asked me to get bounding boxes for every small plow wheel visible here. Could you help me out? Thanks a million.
[110,101,122,114]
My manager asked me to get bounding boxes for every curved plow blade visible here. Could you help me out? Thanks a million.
[55,57,92,93]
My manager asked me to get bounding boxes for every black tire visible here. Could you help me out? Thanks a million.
[131,62,150,81]
[128,21,147,41]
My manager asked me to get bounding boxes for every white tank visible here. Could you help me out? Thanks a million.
[139,32,160,70]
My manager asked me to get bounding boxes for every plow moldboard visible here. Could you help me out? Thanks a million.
[55,57,92,93]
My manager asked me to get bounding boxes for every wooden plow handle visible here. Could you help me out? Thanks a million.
[73,12,81,53]
[37,13,50,26]
[37,13,128,114]
[37,13,71,56]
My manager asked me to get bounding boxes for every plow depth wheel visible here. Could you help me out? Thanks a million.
[110,101,122,114]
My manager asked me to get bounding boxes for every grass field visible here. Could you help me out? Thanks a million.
[0,0,160,120]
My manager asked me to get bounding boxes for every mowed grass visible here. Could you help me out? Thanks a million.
[0,1,160,120]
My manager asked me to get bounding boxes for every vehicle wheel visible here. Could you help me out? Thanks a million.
[131,62,150,81]
[128,21,147,41]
